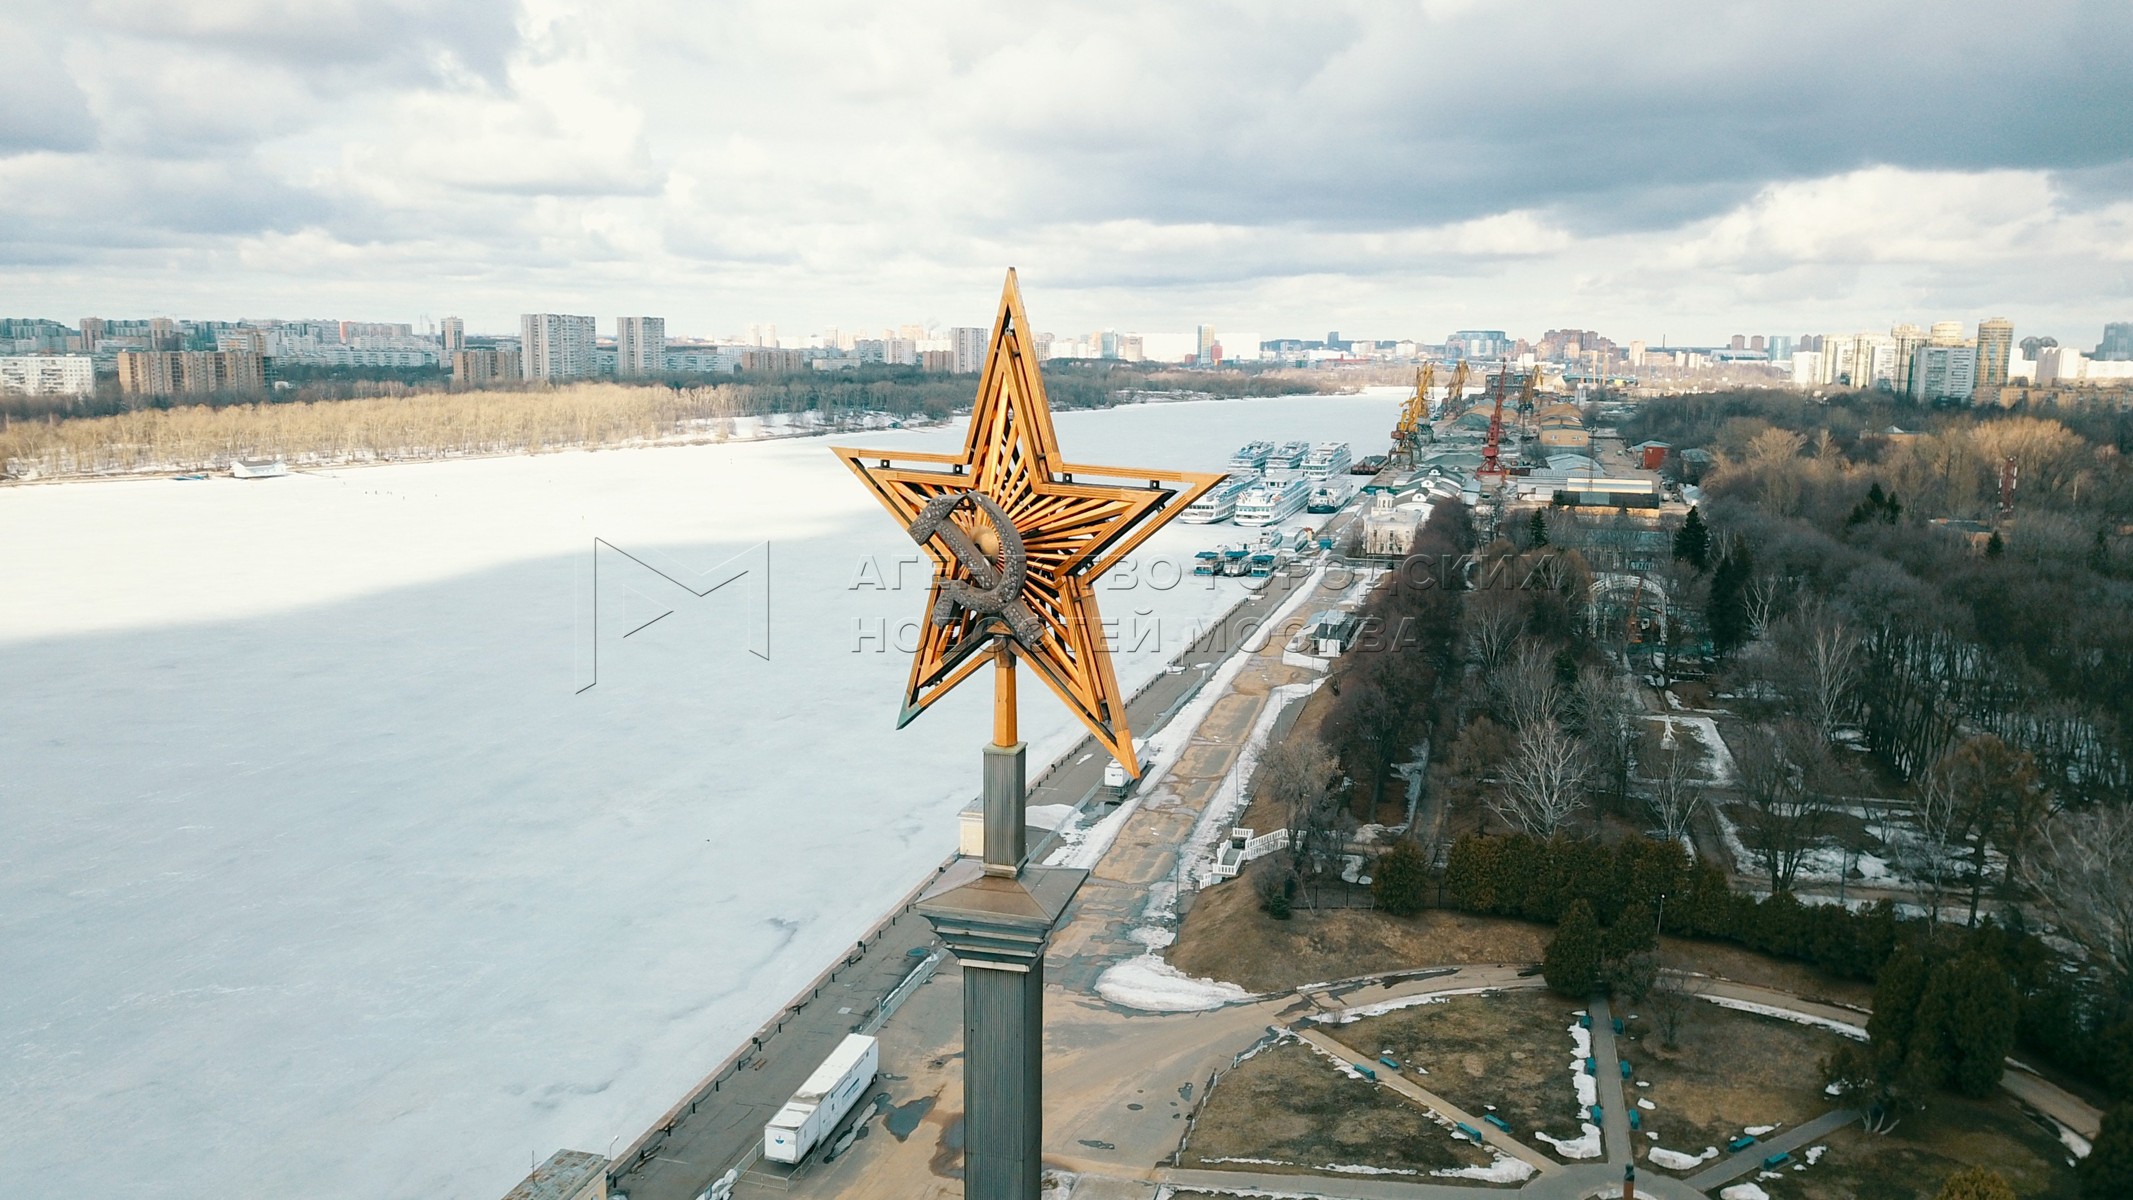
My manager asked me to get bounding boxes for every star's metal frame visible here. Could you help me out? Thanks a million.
[834,269,1224,774]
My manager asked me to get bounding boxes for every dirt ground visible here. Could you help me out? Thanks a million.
[1783,1098,2079,1200]
[1654,936,1876,1010]
[1171,882,1550,992]
[1181,1038,1490,1175]
[1621,1000,1849,1167]
[1340,990,1589,1152]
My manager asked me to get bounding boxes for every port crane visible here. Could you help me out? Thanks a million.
[1476,368,1536,482]
[1391,362,1433,460]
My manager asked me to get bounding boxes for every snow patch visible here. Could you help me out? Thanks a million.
[1025,804,1079,831]
[1094,956,1252,1012]
[1649,1146,1718,1170]
[1700,994,1867,1040]
[1433,1157,1536,1183]
[1327,986,1503,1023]
[1637,1098,1656,1110]
[1534,1123,1602,1160]
[1745,1123,1779,1136]
[1719,1185,1771,1200]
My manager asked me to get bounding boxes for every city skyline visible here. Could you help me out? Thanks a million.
[1,2,2128,341]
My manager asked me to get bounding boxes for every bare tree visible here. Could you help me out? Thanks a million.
[1494,641,1562,737]
[1897,760,1966,932]
[1647,965,1711,1049]
[1490,719,1588,838]
[1261,739,1348,909]
[1733,719,1837,893]
[1573,664,1636,811]
[2025,807,2133,1000]
[1465,587,1524,678]
[1645,733,1706,844]
[1775,603,1862,745]
[1745,572,1786,640]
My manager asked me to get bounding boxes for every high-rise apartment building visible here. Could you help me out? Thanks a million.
[0,355,95,396]
[1766,335,1794,362]
[2095,322,2133,361]
[1909,344,1977,402]
[1195,324,1218,365]
[1891,324,1928,396]
[616,317,666,378]
[1117,334,1144,363]
[452,348,522,387]
[148,317,180,351]
[78,317,106,353]
[519,313,597,381]
[1974,317,2014,391]
[1929,320,1965,345]
[116,350,265,395]
[950,326,989,373]
[440,317,464,355]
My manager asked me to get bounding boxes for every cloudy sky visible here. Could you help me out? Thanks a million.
[3,0,2130,345]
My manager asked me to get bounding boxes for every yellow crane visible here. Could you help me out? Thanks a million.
[1392,362,1434,448]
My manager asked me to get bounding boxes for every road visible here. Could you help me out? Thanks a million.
[608,546,1352,1200]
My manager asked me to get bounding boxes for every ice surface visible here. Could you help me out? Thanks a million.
[0,391,1401,1198]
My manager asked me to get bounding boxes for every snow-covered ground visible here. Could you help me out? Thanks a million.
[0,391,1401,1199]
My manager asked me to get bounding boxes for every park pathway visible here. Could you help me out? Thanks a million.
[1588,997,1633,1168]
[1683,1107,1860,1191]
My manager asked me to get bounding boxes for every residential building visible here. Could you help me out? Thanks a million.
[1766,334,1794,362]
[738,348,807,372]
[0,355,95,396]
[115,350,265,395]
[148,317,179,351]
[1908,343,1977,402]
[1975,317,2015,390]
[1195,324,1218,366]
[950,326,989,373]
[78,317,106,352]
[519,313,597,381]
[919,349,955,372]
[1929,320,1966,345]
[1449,329,1510,359]
[1117,334,1144,363]
[2096,322,2133,361]
[451,348,522,387]
[441,317,464,355]
[616,316,666,378]
[1891,323,1927,395]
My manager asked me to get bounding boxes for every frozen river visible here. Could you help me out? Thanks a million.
[0,388,1400,1199]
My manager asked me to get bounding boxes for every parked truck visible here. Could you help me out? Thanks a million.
[762,1034,879,1164]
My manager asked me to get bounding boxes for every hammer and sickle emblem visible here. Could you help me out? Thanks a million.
[908,490,1046,647]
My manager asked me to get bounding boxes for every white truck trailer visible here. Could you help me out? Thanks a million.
[761,1033,879,1164]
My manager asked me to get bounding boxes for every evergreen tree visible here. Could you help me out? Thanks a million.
[1706,538,1754,655]
[1372,840,1430,917]
[1527,509,1549,548]
[1673,506,1710,571]
[1986,530,2005,558]
[1911,954,2019,1097]
[2091,529,2111,574]
[1935,1166,2015,1200]
[1607,898,1658,961]
[1544,898,1604,997]
[2086,1105,2133,1199]
[1867,948,1932,1072]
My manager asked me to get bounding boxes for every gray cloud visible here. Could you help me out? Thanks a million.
[0,0,2127,338]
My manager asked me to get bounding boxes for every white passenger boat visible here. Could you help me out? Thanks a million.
[1182,475,1257,523]
[1265,441,1310,472]
[1302,442,1353,479]
[1229,441,1274,470]
[1234,476,1313,526]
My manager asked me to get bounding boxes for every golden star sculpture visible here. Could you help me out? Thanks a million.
[834,270,1225,776]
